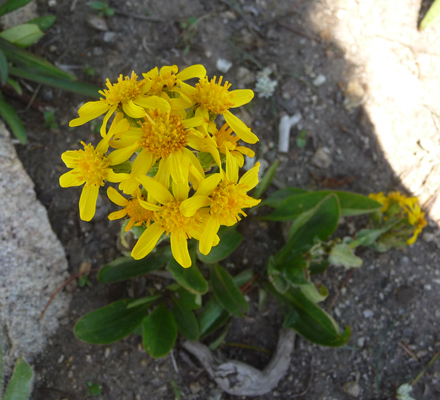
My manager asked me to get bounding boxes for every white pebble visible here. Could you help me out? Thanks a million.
[216,58,233,73]
[363,309,374,318]
[313,74,326,86]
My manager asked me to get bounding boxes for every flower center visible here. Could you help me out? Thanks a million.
[210,180,250,224]
[149,71,177,95]
[126,198,154,224]
[213,123,239,152]
[101,72,145,106]
[74,142,109,187]
[138,109,188,158]
[157,199,201,237]
[194,76,233,114]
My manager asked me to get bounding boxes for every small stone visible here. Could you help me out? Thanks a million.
[343,80,366,110]
[236,67,255,87]
[216,58,233,74]
[93,47,104,56]
[41,88,53,102]
[189,381,202,394]
[424,284,432,291]
[49,45,57,53]
[363,310,374,318]
[310,147,332,169]
[58,355,64,363]
[343,381,360,398]
[417,350,428,358]
[87,15,108,31]
[103,31,117,43]
[141,358,148,366]
[312,74,326,86]
[357,337,365,348]
[48,0,57,7]
[86,355,92,363]
[104,348,111,358]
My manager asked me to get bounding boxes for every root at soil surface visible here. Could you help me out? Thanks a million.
[183,328,295,396]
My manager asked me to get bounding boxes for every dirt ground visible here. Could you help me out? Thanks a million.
[8,0,440,399]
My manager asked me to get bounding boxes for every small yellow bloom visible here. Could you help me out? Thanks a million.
[132,177,206,268]
[178,76,258,144]
[69,72,170,136]
[107,187,154,231]
[180,151,260,255]
[406,202,427,245]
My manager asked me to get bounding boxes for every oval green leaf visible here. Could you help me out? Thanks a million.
[175,287,201,310]
[75,299,149,344]
[261,187,307,208]
[0,24,43,48]
[198,298,230,338]
[167,250,208,295]
[0,49,8,85]
[171,296,199,340]
[142,305,177,358]
[98,248,171,283]
[252,159,279,199]
[27,15,56,31]
[420,0,440,30]
[197,226,242,264]
[127,295,161,309]
[0,0,33,18]
[211,264,248,317]
[3,357,33,400]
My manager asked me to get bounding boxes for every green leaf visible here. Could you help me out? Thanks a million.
[3,357,33,400]
[98,248,171,283]
[0,24,44,48]
[348,219,400,249]
[275,194,340,265]
[167,250,208,295]
[89,1,106,10]
[253,159,279,199]
[261,187,307,208]
[6,77,21,94]
[199,299,230,338]
[420,0,440,30]
[175,287,201,310]
[75,299,149,344]
[209,323,230,350]
[0,96,26,143]
[309,260,329,275]
[0,37,74,80]
[171,296,199,340]
[0,49,8,85]
[268,284,351,347]
[27,15,56,31]
[142,305,177,358]
[233,268,254,287]
[0,0,33,18]
[197,226,242,264]
[9,66,100,97]
[299,282,329,303]
[198,151,216,170]
[329,243,362,268]
[126,295,161,309]
[211,264,248,317]
[262,191,381,221]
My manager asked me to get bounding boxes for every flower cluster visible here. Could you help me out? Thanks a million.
[369,191,427,245]
[60,65,260,267]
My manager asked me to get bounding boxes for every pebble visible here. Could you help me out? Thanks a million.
[189,381,202,394]
[103,31,117,43]
[357,337,365,348]
[48,0,57,7]
[313,74,326,86]
[424,284,432,291]
[216,58,233,74]
[343,381,360,397]
[93,47,104,56]
[310,147,333,168]
[363,310,374,318]
[87,15,108,31]
[104,348,111,358]
[58,355,64,363]
[236,66,255,87]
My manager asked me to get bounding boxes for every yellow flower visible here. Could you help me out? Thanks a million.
[109,109,207,194]
[178,76,258,144]
[180,151,261,255]
[406,202,427,245]
[132,176,206,268]
[69,72,170,136]
[107,187,154,231]
[369,192,389,212]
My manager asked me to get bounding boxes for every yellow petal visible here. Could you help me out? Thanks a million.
[110,116,130,137]
[180,195,211,217]
[169,92,194,110]
[134,96,171,112]
[99,104,118,137]
[107,143,139,165]
[230,89,254,108]
[173,180,189,202]
[182,116,205,129]
[199,217,220,255]
[142,67,158,80]
[107,169,130,183]
[176,80,197,98]
[160,65,178,76]
[138,198,162,211]
[132,223,165,260]
[69,101,109,127]
[240,162,260,190]
[236,146,255,157]
[79,185,99,222]
[61,151,80,168]
[122,100,145,119]
[195,173,222,196]
[184,148,204,179]
[232,151,244,168]
[137,175,173,204]
[171,232,192,268]
[125,218,136,231]
[109,209,128,220]
[119,150,156,194]
[169,150,189,184]
[59,170,83,187]
[189,165,204,190]
[176,64,206,81]
[226,149,239,183]
[107,186,128,206]
[224,110,258,144]
[154,157,171,187]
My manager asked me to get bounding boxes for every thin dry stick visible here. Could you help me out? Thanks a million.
[170,350,180,374]
[329,268,355,310]
[40,269,99,320]
[411,349,440,386]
